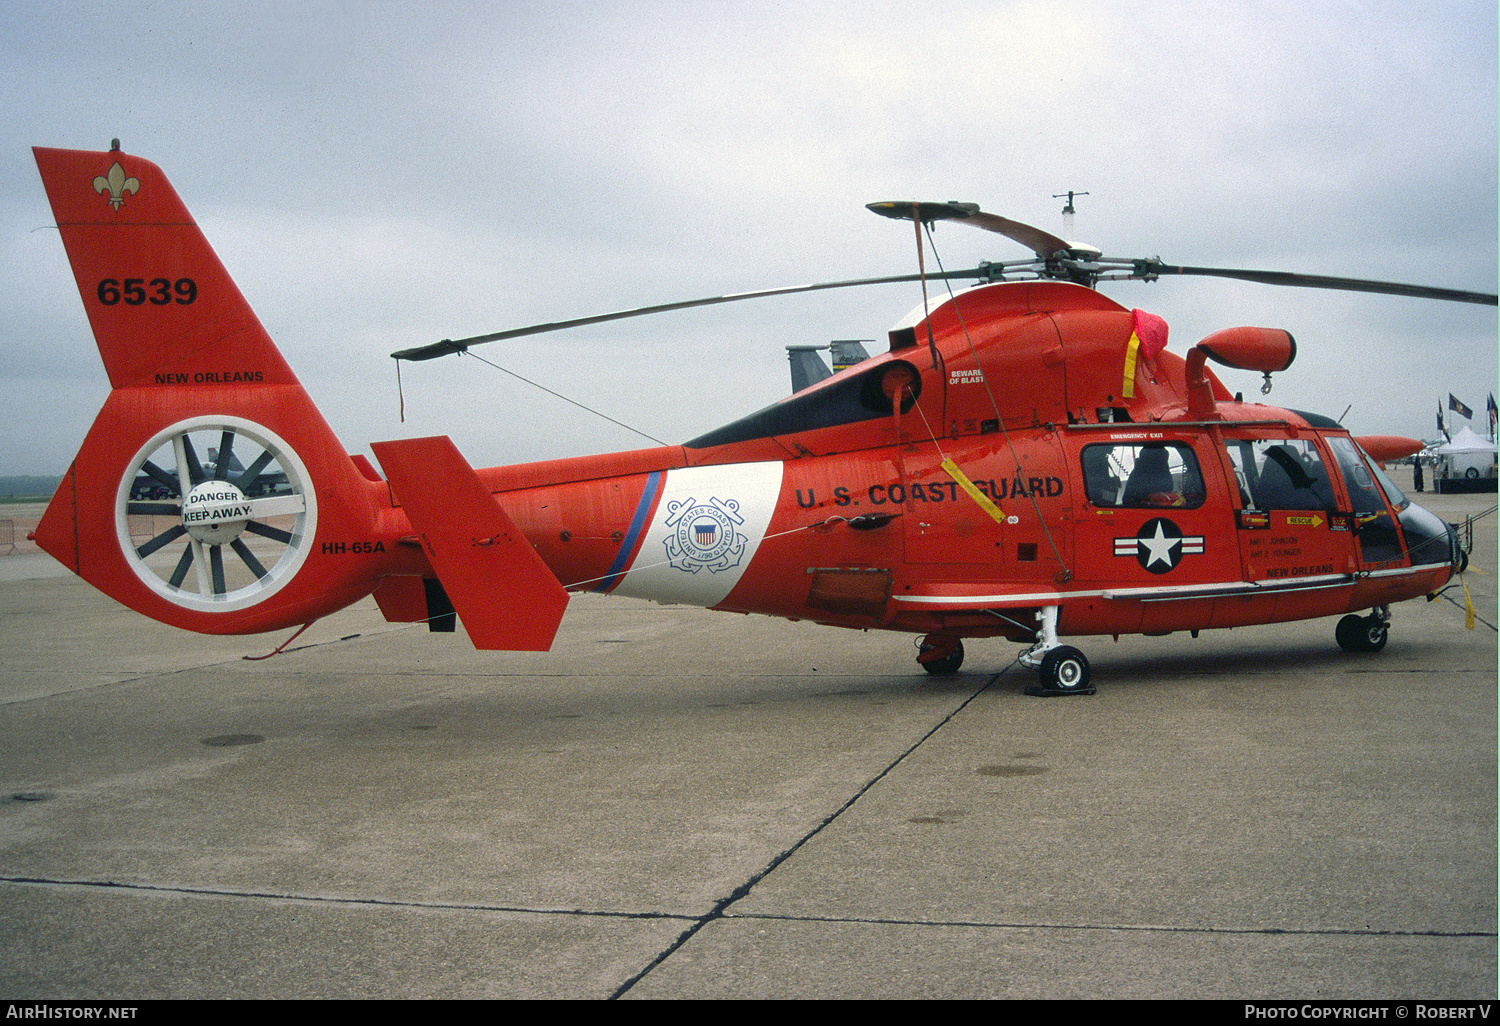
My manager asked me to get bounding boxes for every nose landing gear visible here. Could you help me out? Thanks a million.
[1336,607,1390,653]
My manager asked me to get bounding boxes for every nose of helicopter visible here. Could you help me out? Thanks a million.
[1399,499,1468,574]
[1447,519,1470,574]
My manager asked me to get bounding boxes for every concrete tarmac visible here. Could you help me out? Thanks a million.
[0,482,1494,999]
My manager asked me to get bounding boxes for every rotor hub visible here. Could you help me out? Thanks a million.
[182,480,252,544]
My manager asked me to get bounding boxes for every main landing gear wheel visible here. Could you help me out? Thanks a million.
[917,635,964,675]
[1041,645,1092,692]
[1335,613,1389,653]
[117,417,316,612]
[1026,646,1095,696]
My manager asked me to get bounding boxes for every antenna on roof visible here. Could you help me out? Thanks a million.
[1052,190,1088,216]
[1053,190,1088,237]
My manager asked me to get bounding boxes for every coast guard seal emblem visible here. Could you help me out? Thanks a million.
[663,496,746,574]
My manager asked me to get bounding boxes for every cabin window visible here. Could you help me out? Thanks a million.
[1222,439,1338,512]
[1081,442,1205,509]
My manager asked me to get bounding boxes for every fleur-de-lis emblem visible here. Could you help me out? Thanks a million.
[92,162,140,210]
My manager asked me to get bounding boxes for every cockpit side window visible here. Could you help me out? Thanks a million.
[1082,442,1205,509]
[1353,441,1411,511]
[1223,438,1337,512]
[1325,435,1406,564]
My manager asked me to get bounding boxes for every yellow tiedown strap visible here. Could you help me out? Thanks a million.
[941,458,1006,524]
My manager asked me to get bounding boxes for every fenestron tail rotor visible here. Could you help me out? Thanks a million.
[32,144,397,641]
[118,417,316,612]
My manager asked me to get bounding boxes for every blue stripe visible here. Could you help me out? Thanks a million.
[594,469,664,592]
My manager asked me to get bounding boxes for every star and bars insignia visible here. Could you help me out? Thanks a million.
[1114,517,1205,574]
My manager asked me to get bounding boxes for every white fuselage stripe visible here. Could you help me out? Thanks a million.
[891,564,1444,608]
[611,461,783,608]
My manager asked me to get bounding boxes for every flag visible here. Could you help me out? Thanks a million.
[1449,394,1473,419]
[1488,393,1497,437]
[1121,308,1169,399]
[1438,401,1449,441]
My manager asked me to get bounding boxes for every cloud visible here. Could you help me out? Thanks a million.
[1,0,1492,472]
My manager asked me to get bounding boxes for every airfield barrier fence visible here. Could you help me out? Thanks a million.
[0,520,14,555]
[127,515,161,547]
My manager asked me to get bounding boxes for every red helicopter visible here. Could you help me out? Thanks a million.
[29,145,1493,695]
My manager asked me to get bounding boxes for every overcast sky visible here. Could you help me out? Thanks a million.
[2,0,1494,475]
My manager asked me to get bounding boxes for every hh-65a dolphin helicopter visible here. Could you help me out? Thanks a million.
[29,144,1492,695]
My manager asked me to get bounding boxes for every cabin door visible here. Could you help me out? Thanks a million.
[1072,434,1226,588]
[1322,435,1408,571]
[1220,433,1354,584]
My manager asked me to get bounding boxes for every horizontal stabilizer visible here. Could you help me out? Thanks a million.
[371,436,568,651]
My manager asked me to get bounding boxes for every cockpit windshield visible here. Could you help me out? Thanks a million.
[1365,452,1411,510]
[1326,436,1400,513]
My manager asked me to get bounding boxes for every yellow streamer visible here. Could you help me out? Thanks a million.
[1462,578,1475,630]
[1121,331,1141,399]
[941,458,1006,525]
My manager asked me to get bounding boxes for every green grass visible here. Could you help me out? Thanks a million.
[0,476,60,504]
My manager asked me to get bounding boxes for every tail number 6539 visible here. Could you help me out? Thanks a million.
[97,278,197,306]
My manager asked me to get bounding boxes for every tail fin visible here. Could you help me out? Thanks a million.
[371,436,569,651]
[31,145,390,634]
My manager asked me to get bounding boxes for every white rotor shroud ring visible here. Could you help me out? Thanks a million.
[114,416,317,613]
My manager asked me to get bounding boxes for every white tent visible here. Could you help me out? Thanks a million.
[1432,424,1497,455]
[1430,424,1497,489]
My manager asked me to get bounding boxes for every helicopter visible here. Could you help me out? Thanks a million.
[27,145,1492,695]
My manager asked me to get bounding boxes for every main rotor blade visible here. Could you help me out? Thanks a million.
[1133,260,1498,306]
[952,212,1073,260]
[867,201,1073,260]
[393,266,999,361]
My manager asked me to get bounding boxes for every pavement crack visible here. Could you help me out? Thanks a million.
[724,910,1498,940]
[608,669,1008,999]
[0,875,696,922]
